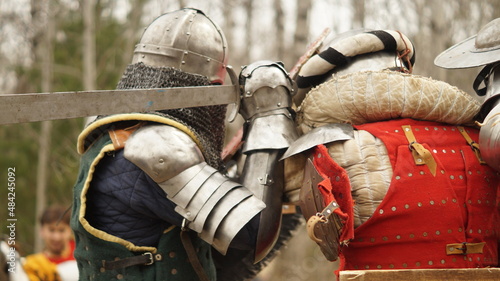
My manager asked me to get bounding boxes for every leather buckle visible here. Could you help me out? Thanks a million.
[446,242,485,255]
[103,251,156,270]
[143,252,154,265]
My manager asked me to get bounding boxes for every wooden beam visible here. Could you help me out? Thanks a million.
[340,268,500,281]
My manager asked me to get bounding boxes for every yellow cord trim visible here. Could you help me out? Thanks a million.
[163,225,176,234]
[77,113,203,155]
[79,143,157,253]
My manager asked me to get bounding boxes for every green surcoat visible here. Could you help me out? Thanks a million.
[71,115,216,280]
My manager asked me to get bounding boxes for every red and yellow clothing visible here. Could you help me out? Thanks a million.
[23,241,76,281]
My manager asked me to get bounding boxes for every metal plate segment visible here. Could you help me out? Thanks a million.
[212,196,266,255]
[199,188,253,244]
[190,180,242,233]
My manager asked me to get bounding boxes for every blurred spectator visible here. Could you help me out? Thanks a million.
[23,206,77,281]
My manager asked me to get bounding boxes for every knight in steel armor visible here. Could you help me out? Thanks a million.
[71,8,298,281]
[283,28,499,276]
[435,17,500,173]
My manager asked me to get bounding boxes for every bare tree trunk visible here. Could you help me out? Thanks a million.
[82,0,97,125]
[244,0,253,60]
[222,0,234,53]
[274,0,285,63]
[32,0,54,253]
[293,0,311,62]
[352,0,365,29]
[83,0,96,91]
[121,0,147,64]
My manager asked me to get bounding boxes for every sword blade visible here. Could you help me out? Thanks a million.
[0,85,238,124]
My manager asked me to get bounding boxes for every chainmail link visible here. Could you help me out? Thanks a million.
[115,62,227,171]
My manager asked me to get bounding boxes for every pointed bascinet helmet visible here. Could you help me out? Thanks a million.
[132,8,228,84]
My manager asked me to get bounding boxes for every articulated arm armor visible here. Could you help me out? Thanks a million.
[123,61,298,262]
[479,102,500,172]
[124,125,265,255]
[478,64,500,172]
[238,61,299,262]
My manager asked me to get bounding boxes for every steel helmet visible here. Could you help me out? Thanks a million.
[435,18,500,119]
[434,18,500,69]
[132,8,228,84]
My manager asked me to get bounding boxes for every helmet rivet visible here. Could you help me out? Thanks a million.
[181,61,186,64]
[142,44,146,48]
[186,32,190,35]
[184,51,188,55]
[142,55,145,58]
[206,58,211,62]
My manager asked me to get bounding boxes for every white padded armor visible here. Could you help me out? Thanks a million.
[285,70,480,227]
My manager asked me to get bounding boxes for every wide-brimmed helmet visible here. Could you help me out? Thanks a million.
[435,18,500,119]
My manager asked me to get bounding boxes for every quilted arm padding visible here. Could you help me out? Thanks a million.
[85,149,258,250]
[86,149,182,247]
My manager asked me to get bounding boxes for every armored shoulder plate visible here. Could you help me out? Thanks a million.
[281,123,354,160]
[124,124,204,182]
[125,124,266,254]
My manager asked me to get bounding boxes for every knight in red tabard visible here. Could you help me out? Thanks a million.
[282,28,499,275]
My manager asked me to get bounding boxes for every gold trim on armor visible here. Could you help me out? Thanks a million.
[79,143,157,253]
[77,113,203,155]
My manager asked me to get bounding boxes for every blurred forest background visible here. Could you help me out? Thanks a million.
[0,0,499,280]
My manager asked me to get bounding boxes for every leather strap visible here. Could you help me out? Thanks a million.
[103,252,158,270]
[457,126,486,164]
[402,125,437,176]
[306,200,341,243]
[108,122,145,150]
[180,228,210,281]
[282,204,298,215]
[446,242,486,255]
[299,158,343,261]
[307,215,326,243]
